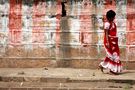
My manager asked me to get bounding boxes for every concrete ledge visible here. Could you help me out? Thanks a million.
[0,58,135,69]
[0,76,135,84]
[0,87,123,90]
[0,68,135,83]
[0,81,133,90]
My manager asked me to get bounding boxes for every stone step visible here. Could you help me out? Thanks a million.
[0,82,133,90]
[0,87,124,90]
[0,68,135,90]
[0,76,135,84]
[0,68,135,84]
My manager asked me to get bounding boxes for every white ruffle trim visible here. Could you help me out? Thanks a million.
[100,61,122,73]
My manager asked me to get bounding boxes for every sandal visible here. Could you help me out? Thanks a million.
[109,70,119,75]
[98,65,104,73]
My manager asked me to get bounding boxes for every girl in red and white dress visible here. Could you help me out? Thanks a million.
[99,10,123,75]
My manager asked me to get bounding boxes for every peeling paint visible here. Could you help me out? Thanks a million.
[0,0,134,61]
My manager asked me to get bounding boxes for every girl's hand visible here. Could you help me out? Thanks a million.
[106,43,110,48]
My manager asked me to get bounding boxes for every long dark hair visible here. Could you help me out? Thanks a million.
[106,10,116,22]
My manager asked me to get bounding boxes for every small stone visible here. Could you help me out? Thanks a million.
[43,67,48,70]
[92,72,95,76]
[18,71,25,75]
[20,82,23,86]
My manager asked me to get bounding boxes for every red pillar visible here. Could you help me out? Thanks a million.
[55,0,61,58]
[9,0,22,45]
[79,1,92,47]
[32,0,46,44]
[56,0,61,47]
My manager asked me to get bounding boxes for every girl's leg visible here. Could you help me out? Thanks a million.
[98,64,104,73]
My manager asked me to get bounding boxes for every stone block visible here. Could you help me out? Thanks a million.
[116,19,126,27]
[127,47,135,61]
[126,32,135,45]
[117,31,126,46]
[0,88,9,90]
[79,46,98,59]
[57,60,70,67]
[27,88,41,90]
[58,46,72,59]
[27,46,51,57]
[21,32,32,43]
[0,59,54,68]
[69,89,88,90]
[10,88,27,90]
[79,32,99,45]
[0,46,6,57]
[92,33,99,44]
[70,60,99,69]
[69,32,80,44]
[70,48,80,58]
[59,46,82,59]
[40,77,47,82]
[42,88,58,90]
[119,47,127,61]
[57,89,68,90]
[60,32,71,44]
[97,46,106,59]
[6,45,27,57]
[1,77,24,82]
[123,61,135,70]
[127,18,135,30]
[46,77,69,83]
[50,47,56,58]
[24,77,41,82]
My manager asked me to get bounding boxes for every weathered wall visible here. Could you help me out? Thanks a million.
[0,0,135,69]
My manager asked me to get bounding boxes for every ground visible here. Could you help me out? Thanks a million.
[0,68,135,90]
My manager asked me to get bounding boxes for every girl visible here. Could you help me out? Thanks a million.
[99,10,123,75]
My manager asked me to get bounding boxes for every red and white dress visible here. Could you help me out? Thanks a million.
[100,21,123,73]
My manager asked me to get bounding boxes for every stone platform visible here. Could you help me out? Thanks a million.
[0,68,135,90]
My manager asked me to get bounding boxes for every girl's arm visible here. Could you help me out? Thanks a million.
[105,29,110,48]
[104,22,110,48]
